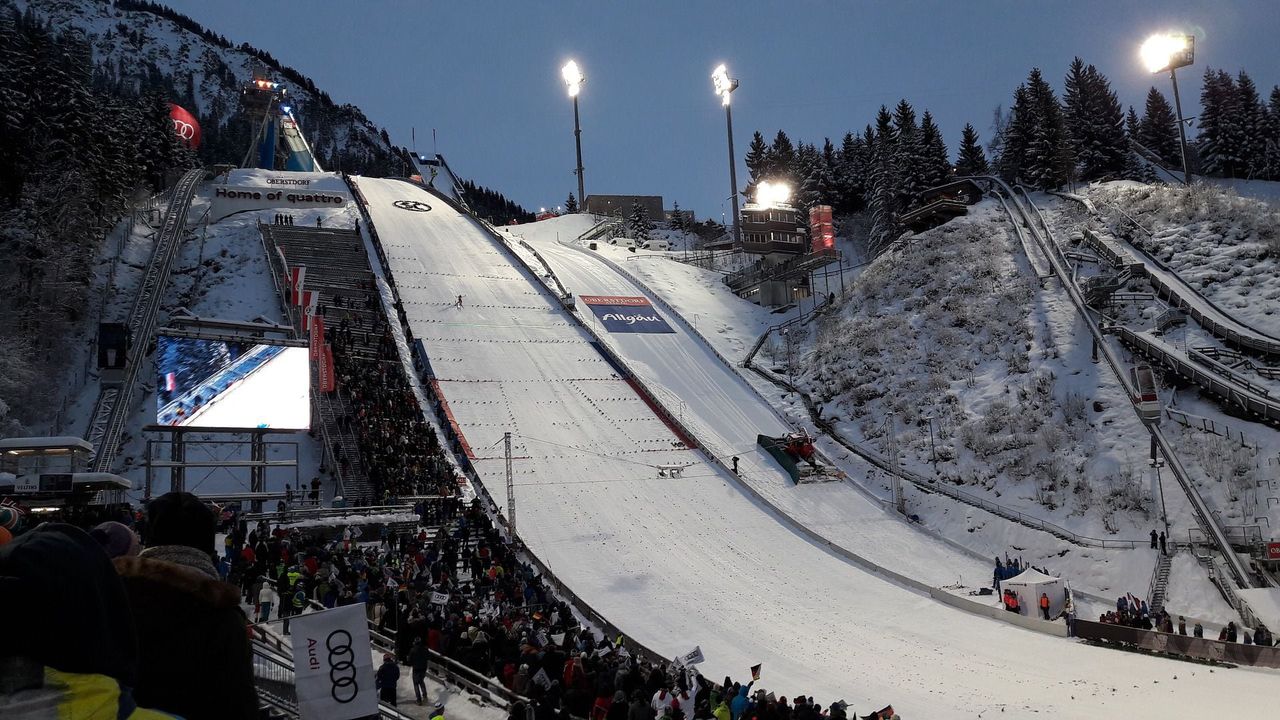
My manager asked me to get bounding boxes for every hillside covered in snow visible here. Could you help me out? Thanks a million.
[11,0,411,175]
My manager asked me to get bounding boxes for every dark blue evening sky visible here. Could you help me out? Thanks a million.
[162,1,1278,219]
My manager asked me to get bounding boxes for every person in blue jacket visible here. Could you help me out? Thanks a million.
[730,682,754,720]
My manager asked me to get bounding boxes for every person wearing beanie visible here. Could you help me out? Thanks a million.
[113,492,257,720]
[0,524,178,718]
[91,520,141,559]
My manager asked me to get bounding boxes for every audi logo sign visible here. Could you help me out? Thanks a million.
[168,103,202,149]
[326,629,358,703]
[290,605,377,720]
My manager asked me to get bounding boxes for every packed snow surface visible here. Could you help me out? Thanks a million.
[354,179,1276,717]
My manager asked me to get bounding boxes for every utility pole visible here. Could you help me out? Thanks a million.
[505,432,515,537]
[924,415,938,475]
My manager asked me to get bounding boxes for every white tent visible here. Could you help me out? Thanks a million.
[1002,568,1068,620]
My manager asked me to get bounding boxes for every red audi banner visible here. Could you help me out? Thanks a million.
[319,344,336,392]
[310,316,325,361]
[290,266,307,305]
[301,291,318,332]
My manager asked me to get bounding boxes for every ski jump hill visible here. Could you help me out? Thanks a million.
[352,177,1273,718]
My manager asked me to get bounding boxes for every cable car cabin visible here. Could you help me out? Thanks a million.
[1130,364,1162,425]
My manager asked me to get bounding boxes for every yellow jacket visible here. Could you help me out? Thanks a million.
[0,667,181,719]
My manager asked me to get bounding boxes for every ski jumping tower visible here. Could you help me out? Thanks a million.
[239,73,322,172]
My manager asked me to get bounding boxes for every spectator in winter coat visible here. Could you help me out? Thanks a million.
[513,664,533,695]
[258,582,274,623]
[377,653,401,705]
[730,684,753,720]
[607,691,631,720]
[713,696,732,720]
[409,637,430,704]
[113,492,257,720]
[629,692,654,720]
[1194,622,1204,638]
[0,524,180,719]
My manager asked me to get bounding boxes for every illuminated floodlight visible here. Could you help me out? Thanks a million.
[562,60,584,97]
[711,63,738,106]
[755,180,791,208]
[280,105,293,114]
[1140,33,1194,74]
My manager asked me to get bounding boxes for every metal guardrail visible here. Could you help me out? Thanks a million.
[1074,618,1280,666]
[88,168,204,473]
[996,180,1253,591]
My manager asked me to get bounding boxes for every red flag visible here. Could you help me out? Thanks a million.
[310,315,325,360]
[301,291,317,332]
[290,266,306,305]
[165,372,176,392]
[319,344,336,392]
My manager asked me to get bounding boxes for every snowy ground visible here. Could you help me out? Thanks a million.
[559,205,1168,601]
[354,178,1278,718]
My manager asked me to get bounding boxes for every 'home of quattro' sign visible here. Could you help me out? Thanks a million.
[215,186,345,205]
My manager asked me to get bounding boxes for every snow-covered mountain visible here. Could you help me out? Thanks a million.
[10,0,411,175]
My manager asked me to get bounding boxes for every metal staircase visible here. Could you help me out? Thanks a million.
[1148,550,1173,616]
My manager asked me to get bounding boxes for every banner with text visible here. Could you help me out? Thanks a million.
[580,295,675,334]
[290,604,377,720]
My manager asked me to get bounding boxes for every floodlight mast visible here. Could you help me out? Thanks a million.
[1140,33,1194,186]
[562,61,586,206]
[712,64,742,248]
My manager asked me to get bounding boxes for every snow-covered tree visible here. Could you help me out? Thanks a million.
[745,130,769,184]
[1024,68,1071,189]
[917,110,952,190]
[1137,87,1180,170]
[1236,71,1267,179]
[1199,68,1246,178]
[565,192,578,213]
[1062,59,1126,181]
[1264,86,1280,180]
[669,201,686,233]
[627,199,653,240]
[835,130,869,213]
[956,123,988,177]
[997,85,1032,183]
[868,106,901,254]
[1123,106,1157,182]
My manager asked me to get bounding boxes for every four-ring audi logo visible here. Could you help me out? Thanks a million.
[171,119,196,140]
[393,199,432,212]
[326,630,358,703]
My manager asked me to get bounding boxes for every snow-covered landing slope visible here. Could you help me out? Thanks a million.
[355,181,1275,718]
[504,219,991,589]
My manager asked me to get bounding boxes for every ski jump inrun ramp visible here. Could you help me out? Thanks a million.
[352,177,1273,718]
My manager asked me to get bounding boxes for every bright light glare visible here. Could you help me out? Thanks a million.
[755,181,791,207]
[562,60,584,97]
[711,63,735,106]
[1140,33,1188,73]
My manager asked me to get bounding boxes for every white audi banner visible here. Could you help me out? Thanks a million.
[290,605,378,720]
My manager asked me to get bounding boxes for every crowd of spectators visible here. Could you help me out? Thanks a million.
[251,501,902,719]
[1098,593,1277,647]
[327,307,459,503]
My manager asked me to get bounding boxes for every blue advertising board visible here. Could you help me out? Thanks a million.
[581,295,675,334]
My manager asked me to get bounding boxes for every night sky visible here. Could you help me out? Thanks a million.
[161,0,1279,219]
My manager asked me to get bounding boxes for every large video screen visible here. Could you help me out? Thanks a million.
[156,335,310,429]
